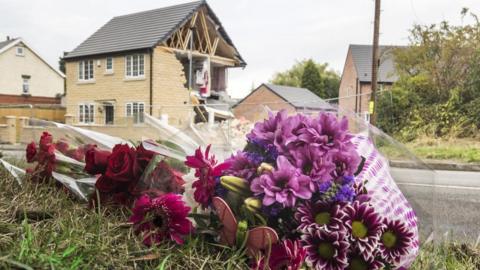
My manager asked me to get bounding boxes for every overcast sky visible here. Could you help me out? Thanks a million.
[1,0,479,98]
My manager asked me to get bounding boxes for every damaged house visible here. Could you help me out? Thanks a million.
[63,0,245,126]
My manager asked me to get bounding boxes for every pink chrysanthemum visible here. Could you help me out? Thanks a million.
[185,145,230,208]
[378,218,415,265]
[346,250,384,270]
[343,201,384,261]
[301,225,350,270]
[129,194,193,246]
[295,200,345,233]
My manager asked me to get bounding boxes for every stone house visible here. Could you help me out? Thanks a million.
[0,37,65,104]
[63,1,245,127]
[233,84,332,122]
[338,44,400,122]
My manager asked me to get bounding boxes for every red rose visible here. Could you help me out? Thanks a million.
[133,142,155,178]
[85,147,111,175]
[39,132,53,151]
[105,144,136,182]
[95,175,116,192]
[26,141,37,163]
[55,140,69,154]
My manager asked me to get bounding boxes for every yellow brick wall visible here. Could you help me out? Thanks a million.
[151,46,191,127]
[233,85,296,122]
[65,53,150,125]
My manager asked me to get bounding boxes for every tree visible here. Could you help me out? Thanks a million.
[377,9,480,139]
[270,59,340,99]
[301,60,324,97]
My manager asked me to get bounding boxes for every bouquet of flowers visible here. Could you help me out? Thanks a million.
[185,110,419,270]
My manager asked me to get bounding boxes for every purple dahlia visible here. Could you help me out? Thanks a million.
[224,151,261,181]
[378,218,414,265]
[247,110,288,144]
[301,225,350,270]
[295,200,345,232]
[290,145,335,183]
[251,155,312,207]
[343,201,384,261]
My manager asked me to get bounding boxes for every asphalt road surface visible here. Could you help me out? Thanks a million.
[392,167,480,245]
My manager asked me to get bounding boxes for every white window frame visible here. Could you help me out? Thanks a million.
[125,102,145,123]
[125,54,145,78]
[78,103,95,124]
[105,57,114,73]
[78,60,94,81]
[16,46,24,56]
[22,77,30,94]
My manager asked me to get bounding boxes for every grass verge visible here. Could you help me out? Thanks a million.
[0,167,479,269]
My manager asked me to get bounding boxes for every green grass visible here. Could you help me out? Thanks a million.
[0,168,479,269]
[380,137,480,164]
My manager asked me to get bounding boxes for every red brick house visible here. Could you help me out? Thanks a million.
[233,84,332,122]
[338,44,400,122]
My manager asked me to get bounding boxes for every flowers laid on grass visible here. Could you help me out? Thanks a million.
[185,110,418,269]
[22,111,418,267]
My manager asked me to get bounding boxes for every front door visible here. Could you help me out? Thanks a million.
[105,104,114,125]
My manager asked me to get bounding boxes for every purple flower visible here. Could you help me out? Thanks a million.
[247,110,288,143]
[301,225,350,270]
[334,184,356,202]
[318,180,333,193]
[330,148,361,179]
[253,239,306,270]
[290,145,335,183]
[224,151,261,181]
[251,156,312,207]
[344,201,385,261]
[378,218,415,265]
[346,250,385,270]
[295,200,345,232]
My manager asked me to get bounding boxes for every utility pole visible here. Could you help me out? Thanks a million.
[370,0,381,125]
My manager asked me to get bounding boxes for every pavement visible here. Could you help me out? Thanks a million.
[392,167,480,244]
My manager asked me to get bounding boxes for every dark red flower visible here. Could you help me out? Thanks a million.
[185,145,230,208]
[130,194,193,246]
[85,147,111,175]
[132,160,185,196]
[253,239,306,270]
[133,142,156,178]
[26,141,37,163]
[39,132,53,151]
[105,144,136,182]
[55,140,69,154]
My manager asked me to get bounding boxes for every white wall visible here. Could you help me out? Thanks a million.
[0,42,64,97]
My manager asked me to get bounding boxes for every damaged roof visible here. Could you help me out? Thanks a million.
[64,0,245,65]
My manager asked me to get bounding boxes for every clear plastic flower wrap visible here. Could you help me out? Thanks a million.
[182,101,434,269]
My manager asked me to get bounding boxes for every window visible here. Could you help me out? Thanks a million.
[16,47,24,56]
[125,54,144,78]
[126,102,145,123]
[79,103,95,124]
[78,60,94,81]
[105,57,113,73]
[21,75,30,94]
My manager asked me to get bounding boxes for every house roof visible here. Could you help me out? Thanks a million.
[234,83,332,110]
[0,37,65,78]
[349,44,402,83]
[0,39,17,52]
[64,0,245,65]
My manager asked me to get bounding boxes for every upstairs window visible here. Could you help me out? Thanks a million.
[22,75,30,94]
[105,57,113,73]
[78,60,94,81]
[79,103,95,124]
[16,47,24,56]
[125,54,144,78]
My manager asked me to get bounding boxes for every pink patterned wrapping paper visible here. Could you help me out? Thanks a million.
[352,135,419,268]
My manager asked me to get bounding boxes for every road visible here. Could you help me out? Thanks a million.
[392,167,480,244]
